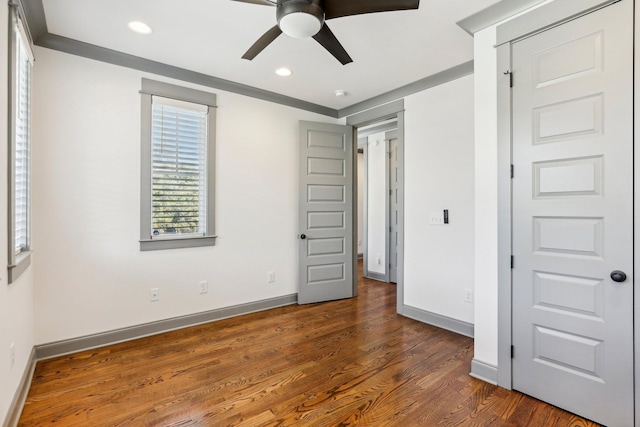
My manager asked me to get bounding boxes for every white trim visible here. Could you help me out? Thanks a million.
[2,348,36,427]
[364,271,387,282]
[496,0,618,45]
[15,12,35,63]
[9,1,36,62]
[633,2,639,424]
[470,358,498,385]
[496,42,513,389]
[35,294,297,360]
[456,0,547,35]
[402,305,474,338]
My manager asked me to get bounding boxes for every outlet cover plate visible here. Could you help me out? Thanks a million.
[199,281,208,294]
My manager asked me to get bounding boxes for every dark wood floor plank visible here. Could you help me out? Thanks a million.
[19,261,600,426]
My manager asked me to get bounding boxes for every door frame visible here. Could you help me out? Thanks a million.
[495,0,638,421]
[347,100,405,313]
[357,122,398,283]
[358,137,369,270]
[386,130,400,284]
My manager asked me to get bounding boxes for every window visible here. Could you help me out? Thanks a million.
[8,3,34,283]
[140,79,216,251]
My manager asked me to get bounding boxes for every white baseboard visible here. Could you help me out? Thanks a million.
[3,348,36,427]
[36,293,298,360]
[401,304,474,338]
[470,358,498,385]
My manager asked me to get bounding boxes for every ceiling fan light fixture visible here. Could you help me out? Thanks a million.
[279,12,322,38]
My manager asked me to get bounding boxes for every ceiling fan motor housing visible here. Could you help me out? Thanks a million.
[277,0,325,38]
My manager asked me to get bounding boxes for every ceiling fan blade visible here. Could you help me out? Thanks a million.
[242,26,283,60]
[312,24,353,65]
[230,0,276,6]
[324,0,420,20]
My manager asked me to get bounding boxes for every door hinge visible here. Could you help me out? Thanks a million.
[510,164,514,178]
[504,70,513,87]
[510,256,514,269]
[511,345,514,358]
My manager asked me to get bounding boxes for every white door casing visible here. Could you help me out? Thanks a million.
[510,1,633,425]
[298,121,355,304]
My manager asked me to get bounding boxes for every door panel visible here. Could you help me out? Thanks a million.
[511,1,633,426]
[298,121,354,304]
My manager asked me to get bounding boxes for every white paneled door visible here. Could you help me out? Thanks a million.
[298,121,355,304]
[511,1,633,425]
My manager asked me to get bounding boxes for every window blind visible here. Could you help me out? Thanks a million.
[14,29,32,255]
[151,96,208,238]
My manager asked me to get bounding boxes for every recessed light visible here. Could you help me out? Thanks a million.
[128,21,153,35]
[275,67,292,77]
[335,90,347,97]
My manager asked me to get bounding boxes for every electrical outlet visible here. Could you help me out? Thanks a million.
[376,255,382,265]
[150,288,159,302]
[464,288,473,303]
[267,271,276,283]
[199,281,208,294]
[10,342,15,368]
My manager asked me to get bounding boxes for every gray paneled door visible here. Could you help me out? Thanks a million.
[511,1,633,425]
[298,121,354,304]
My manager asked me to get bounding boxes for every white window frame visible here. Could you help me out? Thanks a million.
[8,2,34,283]
[139,79,217,251]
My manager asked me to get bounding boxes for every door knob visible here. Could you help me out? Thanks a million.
[300,234,306,240]
[610,270,627,283]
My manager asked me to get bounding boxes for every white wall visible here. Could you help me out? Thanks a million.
[471,0,554,370]
[0,5,36,424]
[473,26,499,366]
[366,132,387,275]
[30,48,340,345]
[403,75,475,324]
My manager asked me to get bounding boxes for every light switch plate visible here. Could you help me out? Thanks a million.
[430,212,444,225]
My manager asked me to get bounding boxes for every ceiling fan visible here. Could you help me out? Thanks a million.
[233,0,420,65]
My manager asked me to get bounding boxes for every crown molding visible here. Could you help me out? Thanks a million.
[456,0,548,35]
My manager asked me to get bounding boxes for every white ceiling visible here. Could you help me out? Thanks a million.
[40,0,502,109]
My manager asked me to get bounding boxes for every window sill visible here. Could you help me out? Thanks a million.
[140,236,217,251]
[8,250,32,284]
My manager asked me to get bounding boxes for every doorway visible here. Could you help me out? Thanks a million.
[347,100,405,312]
[357,120,399,284]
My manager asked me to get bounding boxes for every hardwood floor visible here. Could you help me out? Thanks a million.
[19,263,600,426]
